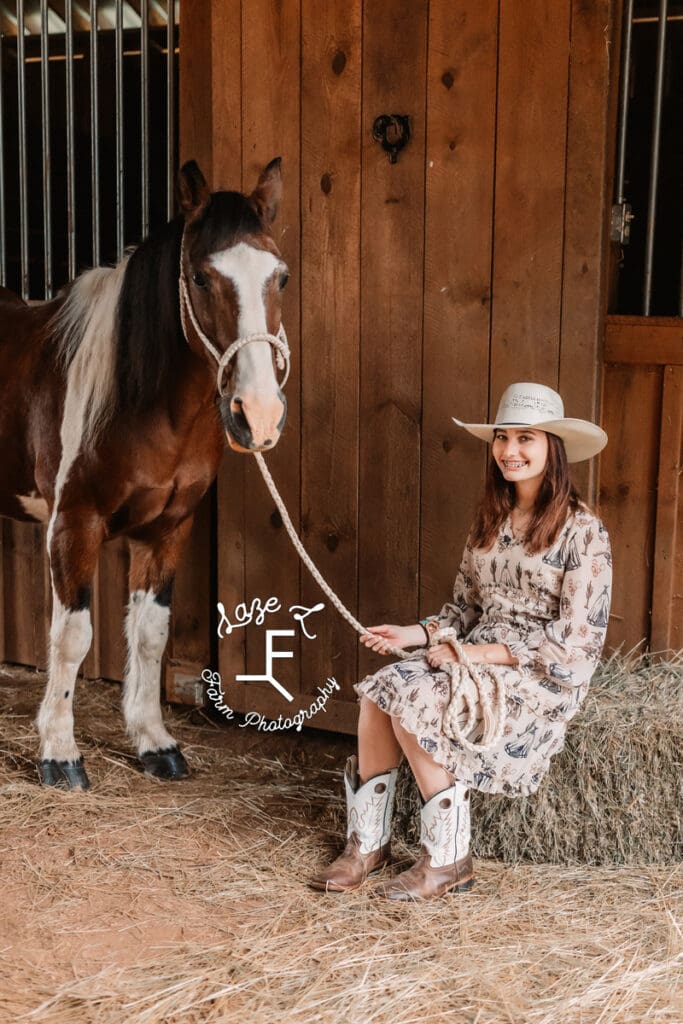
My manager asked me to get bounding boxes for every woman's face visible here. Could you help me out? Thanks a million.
[492,428,549,488]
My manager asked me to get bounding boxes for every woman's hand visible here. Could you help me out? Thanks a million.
[359,624,425,655]
[428,642,516,668]
[426,643,459,668]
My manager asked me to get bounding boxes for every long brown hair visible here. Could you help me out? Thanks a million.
[469,432,582,553]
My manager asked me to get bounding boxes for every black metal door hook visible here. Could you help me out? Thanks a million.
[372,114,411,164]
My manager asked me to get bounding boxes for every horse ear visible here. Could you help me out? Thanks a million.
[248,157,282,226]
[177,160,211,219]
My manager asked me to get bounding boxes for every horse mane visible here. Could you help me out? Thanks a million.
[115,215,185,415]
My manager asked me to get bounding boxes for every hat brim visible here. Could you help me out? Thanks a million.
[451,416,608,463]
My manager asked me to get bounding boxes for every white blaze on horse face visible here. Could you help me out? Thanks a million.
[210,242,285,446]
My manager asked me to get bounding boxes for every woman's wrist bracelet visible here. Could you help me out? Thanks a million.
[418,622,430,645]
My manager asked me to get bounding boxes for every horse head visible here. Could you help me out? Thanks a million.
[177,159,289,453]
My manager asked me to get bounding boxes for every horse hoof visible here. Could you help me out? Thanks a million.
[140,746,190,780]
[38,758,91,790]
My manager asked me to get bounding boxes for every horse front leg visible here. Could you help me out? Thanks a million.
[38,512,104,790]
[123,517,194,780]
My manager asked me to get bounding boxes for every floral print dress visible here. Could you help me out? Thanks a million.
[354,507,612,797]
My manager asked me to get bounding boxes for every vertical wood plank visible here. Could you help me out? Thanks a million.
[651,365,683,652]
[299,0,362,704]
[421,0,498,618]
[559,0,616,502]
[358,1,428,680]
[230,0,302,710]
[209,1,247,700]
[170,501,213,673]
[490,0,571,399]
[94,537,129,681]
[2,523,38,666]
[599,363,662,651]
[179,0,213,183]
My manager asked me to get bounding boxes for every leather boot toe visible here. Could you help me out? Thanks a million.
[310,833,391,892]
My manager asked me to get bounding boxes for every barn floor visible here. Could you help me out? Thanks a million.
[0,666,680,1024]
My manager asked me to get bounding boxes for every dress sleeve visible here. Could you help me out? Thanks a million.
[506,515,612,687]
[421,539,482,640]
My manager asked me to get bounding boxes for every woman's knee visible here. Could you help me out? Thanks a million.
[359,695,388,724]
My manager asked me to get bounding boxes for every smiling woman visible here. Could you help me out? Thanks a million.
[311,382,612,902]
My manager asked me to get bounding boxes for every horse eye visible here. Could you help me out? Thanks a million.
[279,272,290,290]
[192,270,208,289]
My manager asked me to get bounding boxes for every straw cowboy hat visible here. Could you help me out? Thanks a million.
[452,382,608,463]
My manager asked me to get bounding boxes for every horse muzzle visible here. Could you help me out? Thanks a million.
[219,391,287,453]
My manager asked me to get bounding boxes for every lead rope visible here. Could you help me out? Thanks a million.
[253,451,507,754]
[178,234,505,752]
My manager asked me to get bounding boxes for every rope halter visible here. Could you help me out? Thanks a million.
[178,230,290,398]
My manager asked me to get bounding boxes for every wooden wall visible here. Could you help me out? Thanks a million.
[8,1,666,731]
[176,0,618,731]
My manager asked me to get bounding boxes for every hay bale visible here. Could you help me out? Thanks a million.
[393,652,683,865]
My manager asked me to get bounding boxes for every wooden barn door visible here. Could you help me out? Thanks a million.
[600,322,682,652]
[179,0,616,733]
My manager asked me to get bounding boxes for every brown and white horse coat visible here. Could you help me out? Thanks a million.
[0,159,289,788]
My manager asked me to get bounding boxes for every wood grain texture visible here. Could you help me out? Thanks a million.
[605,317,683,364]
[202,3,247,701]
[599,363,662,651]
[559,0,615,501]
[300,0,362,703]
[179,0,213,182]
[357,0,428,682]
[651,365,683,652]
[232,0,303,711]
[2,523,39,666]
[490,0,571,399]
[420,0,498,619]
[94,537,129,682]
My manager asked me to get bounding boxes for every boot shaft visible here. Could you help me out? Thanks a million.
[420,782,471,868]
[344,755,397,855]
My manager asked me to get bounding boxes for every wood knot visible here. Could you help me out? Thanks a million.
[441,70,455,89]
[332,49,347,75]
[270,510,283,529]
[320,173,332,195]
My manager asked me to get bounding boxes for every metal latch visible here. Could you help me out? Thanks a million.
[610,202,634,244]
[372,115,411,164]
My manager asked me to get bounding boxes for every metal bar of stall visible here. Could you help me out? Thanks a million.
[0,32,5,287]
[615,0,635,205]
[90,0,100,265]
[166,0,174,219]
[115,0,124,259]
[141,0,149,237]
[17,2,29,299]
[642,0,669,316]
[65,0,76,281]
[41,0,53,299]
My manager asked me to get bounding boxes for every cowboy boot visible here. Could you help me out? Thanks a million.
[310,755,397,892]
[375,781,474,901]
